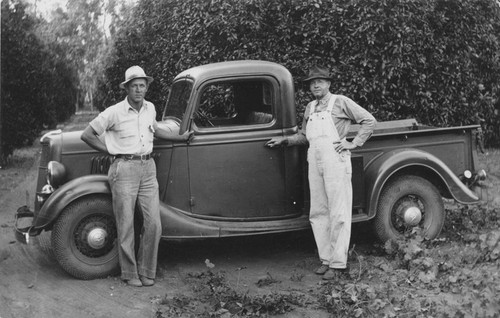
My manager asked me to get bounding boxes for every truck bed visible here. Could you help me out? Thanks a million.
[349,118,479,181]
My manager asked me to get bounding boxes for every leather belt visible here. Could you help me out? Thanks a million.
[115,153,152,161]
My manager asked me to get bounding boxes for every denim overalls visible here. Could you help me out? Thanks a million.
[306,95,352,269]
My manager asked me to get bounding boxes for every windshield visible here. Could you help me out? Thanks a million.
[162,79,193,122]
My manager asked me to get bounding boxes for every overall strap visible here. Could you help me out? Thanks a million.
[327,95,341,138]
[326,94,337,112]
[309,101,316,117]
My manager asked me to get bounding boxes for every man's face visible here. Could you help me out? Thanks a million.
[309,79,331,99]
[126,78,148,105]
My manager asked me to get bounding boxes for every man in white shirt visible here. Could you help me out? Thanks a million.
[81,66,189,287]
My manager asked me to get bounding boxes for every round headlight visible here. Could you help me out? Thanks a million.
[463,170,472,179]
[47,161,67,187]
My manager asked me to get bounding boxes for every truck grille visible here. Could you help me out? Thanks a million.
[90,156,114,175]
[35,143,51,213]
[40,143,51,167]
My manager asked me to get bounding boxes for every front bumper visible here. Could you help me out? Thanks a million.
[470,169,488,202]
[471,184,488,202]
[14,206,42,244]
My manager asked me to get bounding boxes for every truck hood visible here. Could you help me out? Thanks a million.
[39,130,91,164]
[59,130,90,154]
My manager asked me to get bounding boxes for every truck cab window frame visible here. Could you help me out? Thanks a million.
[193,78,275,131]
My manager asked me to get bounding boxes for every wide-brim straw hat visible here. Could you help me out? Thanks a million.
[119,65,154,89]
[303,65,333,82]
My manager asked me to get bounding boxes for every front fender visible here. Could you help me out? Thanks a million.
[364,148,479,218]
[33,175,111,230]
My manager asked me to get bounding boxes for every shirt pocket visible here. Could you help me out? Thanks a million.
[142,118,156,145]
[114,121,138,148]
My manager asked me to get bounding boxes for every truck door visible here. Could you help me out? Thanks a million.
[186,78,303,220]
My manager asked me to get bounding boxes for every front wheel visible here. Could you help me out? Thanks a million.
[51,195,119,280]
[374,175,445,243]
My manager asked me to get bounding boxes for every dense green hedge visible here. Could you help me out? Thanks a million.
[99,0,500,146]
[1,0,78,159]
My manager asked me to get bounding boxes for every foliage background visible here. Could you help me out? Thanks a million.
[2,0,500,161]
[100,0,500,147]
[1,0,125,161]
[1,0,78,158]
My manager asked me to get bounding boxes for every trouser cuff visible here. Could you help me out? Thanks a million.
[139,267,156,279]
[121,271,139,280]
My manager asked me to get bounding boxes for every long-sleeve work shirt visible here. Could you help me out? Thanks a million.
[287,93,376,147]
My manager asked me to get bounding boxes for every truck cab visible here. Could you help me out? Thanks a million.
[161,61,304,222]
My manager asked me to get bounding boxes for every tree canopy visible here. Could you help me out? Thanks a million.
[1,0,77,159]
[1,0,128,161]
[101,0,500,146]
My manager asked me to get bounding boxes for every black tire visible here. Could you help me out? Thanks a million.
[374,175,445,243]
[51,195,119,280]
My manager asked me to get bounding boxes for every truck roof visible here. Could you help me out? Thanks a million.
[174,60,297,129]
[174,60,293,84]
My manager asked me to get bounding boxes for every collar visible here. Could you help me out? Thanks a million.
[316,92,332,105]
[316,92,332,106]
[123,97,149,113]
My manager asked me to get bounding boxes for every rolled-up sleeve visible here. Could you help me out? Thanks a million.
[89,107,114,136]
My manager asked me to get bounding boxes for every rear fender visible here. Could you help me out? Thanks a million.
[33,175,110,230]
[364,148,478,219]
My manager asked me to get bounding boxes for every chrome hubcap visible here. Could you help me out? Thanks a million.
[403,206,422,226]
[87,228,107,249]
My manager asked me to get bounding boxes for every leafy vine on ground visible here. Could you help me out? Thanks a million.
[155,205,500,317]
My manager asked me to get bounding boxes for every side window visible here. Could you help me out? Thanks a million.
[194,80,274,128]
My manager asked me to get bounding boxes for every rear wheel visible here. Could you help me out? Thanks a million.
[52,195,119,280]
[374,175,445,242]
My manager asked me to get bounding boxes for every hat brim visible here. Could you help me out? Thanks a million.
[120,76,154,89]
[303,76,333,82]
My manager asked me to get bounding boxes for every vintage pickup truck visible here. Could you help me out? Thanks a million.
[15,60,486,279]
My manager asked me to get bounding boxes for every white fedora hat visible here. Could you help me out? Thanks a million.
[119,65,154,89]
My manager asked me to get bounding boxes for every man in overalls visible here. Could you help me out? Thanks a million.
[266,65,376,280]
